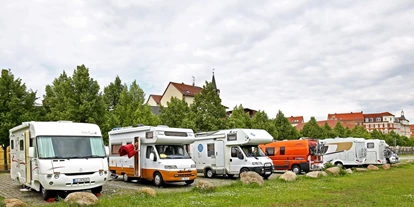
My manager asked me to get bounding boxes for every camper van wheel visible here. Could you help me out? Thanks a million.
[91,186,102,195]
[41,185,56,201]
[154,172,164,187]
[123,174,130,182]
[335,162,343,168]
[185,180,194,185]
[227,174,234,178]
[239,168,249,175]
[292,165,301,174]
[204,169,214,178]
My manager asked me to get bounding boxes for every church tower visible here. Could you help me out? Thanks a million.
[212,69,220,95]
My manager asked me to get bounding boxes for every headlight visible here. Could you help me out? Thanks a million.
[47,174,53,179]
[164,165,178,169]
[53,172,60,179]
[252,162,262,165]
[191,164,196,168]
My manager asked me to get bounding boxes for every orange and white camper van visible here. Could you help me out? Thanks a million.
[259,139,324,174]
[108,125,197,186]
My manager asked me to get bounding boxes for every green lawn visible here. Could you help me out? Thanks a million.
[44,163,414,207]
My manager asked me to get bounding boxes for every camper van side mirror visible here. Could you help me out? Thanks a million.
[28,147,35,158]
[237,151,244,160]
[104,146,109,156]
[150,152,157,161]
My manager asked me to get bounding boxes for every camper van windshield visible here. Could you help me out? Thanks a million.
[37,136,106,159]
[155,145,190,159]
[241,146,265,157]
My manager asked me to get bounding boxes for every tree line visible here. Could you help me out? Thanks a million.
[1,65,413,155]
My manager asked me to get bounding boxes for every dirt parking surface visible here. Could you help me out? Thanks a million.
[0,173,240,206]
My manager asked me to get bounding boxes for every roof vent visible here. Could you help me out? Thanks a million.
[157,125,169,128]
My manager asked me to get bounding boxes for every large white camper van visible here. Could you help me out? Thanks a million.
[9,121,109,201]
[365,139,387,165]
[319,137,367,167]
[108,125,197,186]
[190,129,274,178]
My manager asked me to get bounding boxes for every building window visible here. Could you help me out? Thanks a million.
[207,143,214,157]
[365,118,369,122]
[375,124,378,128]
[384,118,387,121]
[265,147,275,156]
[369,118,373,122]
[376,117,381,122]
[280,147,285,155]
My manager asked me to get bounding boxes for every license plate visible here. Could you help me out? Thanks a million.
[180,177,190,181]
[73,178,90,183]
[265,171,271,174]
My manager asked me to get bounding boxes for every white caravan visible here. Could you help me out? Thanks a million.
[190,129,274,178]
[364,139,388,165]
[9,121,109,201]
[319,137,367,167]
[108,125,197,186]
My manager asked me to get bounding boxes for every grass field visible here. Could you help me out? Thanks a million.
[42,162,414,207]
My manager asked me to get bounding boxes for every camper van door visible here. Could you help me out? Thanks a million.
[215,141,225,168]
[229,147,244,173]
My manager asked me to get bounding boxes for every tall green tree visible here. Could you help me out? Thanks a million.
[273,110,299,140]
[251,110,278,139]
[0,69,38,169]
[370,128,383,139]
[322,122,337,138]
[159,97,194,128]
[190,81,226,132]
[301,117,323,138]
[43,65,106,124]
[351,125,371,138]
[103,76,124,110]
[333,122,346,138]
[225,104,252,129]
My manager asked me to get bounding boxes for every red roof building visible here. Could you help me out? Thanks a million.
[287,116,304,126]
[295,120,356,131]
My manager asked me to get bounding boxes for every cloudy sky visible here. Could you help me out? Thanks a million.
[1,0,414,123]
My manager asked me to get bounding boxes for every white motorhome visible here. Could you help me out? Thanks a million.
[9,121,109,201]
[108,125,197,186]
[190,129,274,178]
[365,139,387,165]
[319,137,367,167]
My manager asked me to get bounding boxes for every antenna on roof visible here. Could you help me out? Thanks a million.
[192,76,195,86]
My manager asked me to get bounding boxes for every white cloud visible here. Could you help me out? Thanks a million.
[1,0,414,124]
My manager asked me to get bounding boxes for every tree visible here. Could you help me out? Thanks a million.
[322,122,337,138]
[225,104,252,129]
[301,117,323,138]
[0,69,38,170]
[251,110,278,139]
[273,110,299,140]
[103,76,124,110]
[190,81,226,132]
[350,125,371,139]
[159,97,194,128]
[43,65,106,124]
[333,122,346,138]
[370,129,383,139]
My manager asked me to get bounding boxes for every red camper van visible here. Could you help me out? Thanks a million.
[259,139,324,174]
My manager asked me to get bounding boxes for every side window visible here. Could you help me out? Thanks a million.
[11,140,14,150]
[280,147,285,155]
[146,146,154,158]
[367,143,374,149]
[20,140,24,151]
[231,147,238,157]
[265,147,275,156]
[207,143,214,157]
[111,143,122,154]
[146,132,153,139]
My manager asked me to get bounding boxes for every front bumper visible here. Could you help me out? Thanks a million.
[247,163,273,176]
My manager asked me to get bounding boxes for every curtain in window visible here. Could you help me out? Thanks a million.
[37,137,55,158]
[90,138,105,156]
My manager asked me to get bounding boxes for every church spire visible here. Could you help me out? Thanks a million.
[212,68,220,95]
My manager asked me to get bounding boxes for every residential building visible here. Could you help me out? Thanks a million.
[226,108,257,118]
[295,120,356,131]
[287,116,304,126]
[410,125,414,139]
[327,112,364,126]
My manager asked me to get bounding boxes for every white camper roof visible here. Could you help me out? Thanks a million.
[195,128,274,145]
[9,121,102,137]
[109,125,195,145]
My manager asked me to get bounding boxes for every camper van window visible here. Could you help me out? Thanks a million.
[164,131,188,137]
[19,140,24,151]
[11,140,14,150]
[280,147,285,155]
[111,143,122,154]
[146,146,154,158]
[367,143,374,149]
[265,147,275,156]
[146,132,154,139]
[241,146,265,157]
[207,143,214,157]
[155,145,189,159]
[36,136,105,159]
[227,133,237,141]
[231,147,239,157]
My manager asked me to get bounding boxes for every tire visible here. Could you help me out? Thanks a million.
[154,172,164,187]
[335,162,343,168]
[41,185,56,201]
[185,180,194,185]
[227,174,235,178]
[292,165,301,174]
[91,186,102,195]
[204,168,214,178]
[262,174,271,179]
[123,174,130,182]
[239,168,249,175]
